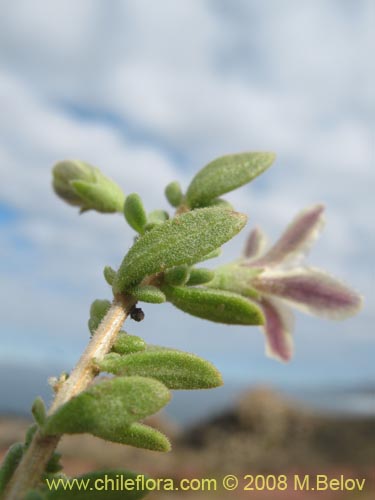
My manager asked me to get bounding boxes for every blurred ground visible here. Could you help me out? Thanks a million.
[1,387,374,499]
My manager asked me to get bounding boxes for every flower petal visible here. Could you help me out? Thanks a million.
[254,204,325,266]
[253,267,363,319]
[260,297,294,362]
[243,226,267,259]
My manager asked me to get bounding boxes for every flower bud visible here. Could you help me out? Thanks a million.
[52,160,125,213]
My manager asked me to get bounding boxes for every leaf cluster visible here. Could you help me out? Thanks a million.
[1,152,275,498]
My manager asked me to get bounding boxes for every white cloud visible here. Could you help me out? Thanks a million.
[0,1,372,384]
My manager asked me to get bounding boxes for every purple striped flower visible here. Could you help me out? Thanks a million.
[212,204,363,362]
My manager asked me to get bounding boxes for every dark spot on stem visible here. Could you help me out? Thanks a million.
[130,306,145,322]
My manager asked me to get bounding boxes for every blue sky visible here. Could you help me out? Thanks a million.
[0,0,373,394]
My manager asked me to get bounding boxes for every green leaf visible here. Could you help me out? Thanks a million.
[71,176,125,214]
[129,285,166,304]
[164,265,190,286]
[165,181,183,207]
[88,300,111,335]
[112,333,146,355]
[24,424,38,448]
[143,223,159,232]
[113,207,247,293]
[145,345,180,352]
[0,443,24,494]
[124,193,148,234]
[45,470,151,499]
[45,452,63,473]
[144,211,170,232]
[147,210,169,224]
[186,268,215,286]
[198,248,222,262]
[108,422,171,452]
[25,491,46,500]
[205,198,233,210]
[32,397,47,427]
[162,285,265,325]
[103,266,116,286]
[97,351,222,390]
[186,152,276,208]
[44,377,170,441]
[207,262,263,299]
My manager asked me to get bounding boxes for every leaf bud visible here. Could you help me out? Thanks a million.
[52,160,125,213]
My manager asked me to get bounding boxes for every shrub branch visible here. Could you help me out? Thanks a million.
[4,295,135,500]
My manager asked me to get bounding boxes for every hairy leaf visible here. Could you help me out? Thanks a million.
[103,266,116,286]
[52,159,126,214]
[0,443,24,493]
[198,248,222,262]
[206,198,233,210]
[186,268,215,286]
[88,300,111,335]
[124,193,148,234]
[165,181,183,207]
[164,265,190,286]
[107,422,171,452]
[113,207,247,293]
[147,210,169,224]
[186,152,275,208]
[45,470,151,499]
[45,451,63,474]
[97,351,222,390]
[25,491,45,500]
[129,285,166,304]
[44,377,170,441]
[24,424,38,448]
[208,263,262,299]
[112,333,146,355]
[145,345,180,352]
[31,397,47,427]
[144,210,170,232]
[163,285,265,325]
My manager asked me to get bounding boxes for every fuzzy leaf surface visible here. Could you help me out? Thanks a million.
[106,422,171,451]
[113,207,247,293]
[31,397,47,427]
[130,285,166,304]
[208,263,262,299]
[24,491,45,500]
[147,210,169,224]
[24,425,38,448]
[164,265,190,286]
[53,160,125,213]
[163,285,264,325]
[124,193,147,234]
[187,268,215,286]
[88,299,111,335]
[103,266,116,286]
[71,177,124,213]
[45,451,63,473]
[44,377,170,441]
[165,181,183,207]
[97,351,222,390]
[186,152,275,208]
[205,198,233,210]
[0,443,24,493]
[112,333,146,355]
[198,248,222,262]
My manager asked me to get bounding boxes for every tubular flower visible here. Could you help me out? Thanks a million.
[209,204,363,362]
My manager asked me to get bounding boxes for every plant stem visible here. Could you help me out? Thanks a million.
[4,295,135,500]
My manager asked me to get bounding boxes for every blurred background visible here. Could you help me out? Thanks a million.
[0,1,374,498]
